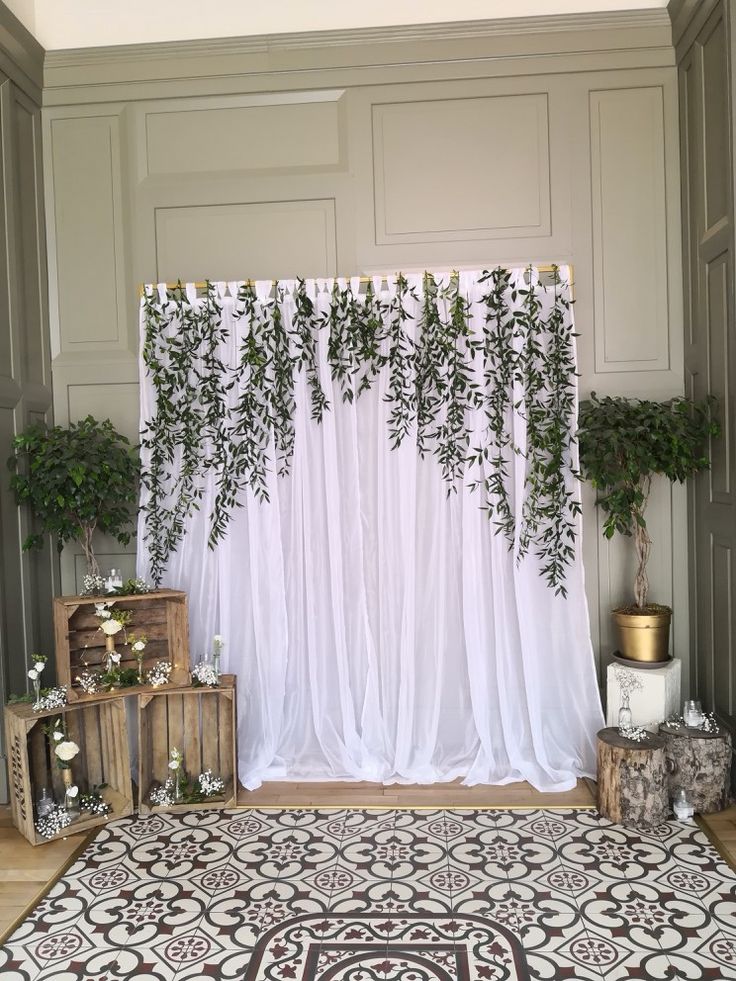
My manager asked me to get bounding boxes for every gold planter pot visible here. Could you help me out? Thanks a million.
[612,606,672,663]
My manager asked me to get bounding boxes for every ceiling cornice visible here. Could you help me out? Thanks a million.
[44,8,672,69]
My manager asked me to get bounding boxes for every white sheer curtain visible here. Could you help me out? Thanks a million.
[137,269,604,791]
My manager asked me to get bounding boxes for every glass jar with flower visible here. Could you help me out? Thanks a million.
[212,635,224,679]
[168,747,184,802]
[129,633,148,683]
[46,718,81,820]
[28,654,47,709]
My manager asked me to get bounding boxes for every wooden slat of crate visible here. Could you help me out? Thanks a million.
[53,590,190,703]
[139,676,237,814]
[4,699,134,846]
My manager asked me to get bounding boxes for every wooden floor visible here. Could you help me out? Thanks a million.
[235,777,597,809]
[699,804,736,870]
[0,806,90,943]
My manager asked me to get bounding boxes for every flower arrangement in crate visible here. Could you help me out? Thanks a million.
[24,654,67,712]
[149,746,225,808]
[74,602,174,694]
[191,635,224,688]
[34,716,111,839]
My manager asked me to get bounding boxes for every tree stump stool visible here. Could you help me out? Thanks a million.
[658,723,732,814]
[596,727,668,827]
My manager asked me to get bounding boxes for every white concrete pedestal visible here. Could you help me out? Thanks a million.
[606,659,682,732]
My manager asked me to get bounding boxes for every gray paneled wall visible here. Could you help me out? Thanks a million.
[42,11,687,689]
[0,4,53,802]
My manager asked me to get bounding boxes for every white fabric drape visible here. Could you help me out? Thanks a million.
[137,269,604,792]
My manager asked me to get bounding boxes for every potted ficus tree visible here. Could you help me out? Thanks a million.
[8,415,139,579]
[578,394,718,663]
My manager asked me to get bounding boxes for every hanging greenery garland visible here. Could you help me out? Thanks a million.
[140,268,580,595]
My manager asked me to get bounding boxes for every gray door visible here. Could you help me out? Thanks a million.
[680,0,736,730]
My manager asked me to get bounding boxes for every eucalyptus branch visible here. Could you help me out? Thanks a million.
[292,278,329,423]
[385,274,417,449]
[470,267,517,541]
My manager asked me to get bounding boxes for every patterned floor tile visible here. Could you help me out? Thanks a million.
[0,945,39,981]
[35,947,178,981]
[5,806,736,981]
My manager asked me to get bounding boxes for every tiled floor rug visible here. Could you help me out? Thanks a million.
[1,807,735,981]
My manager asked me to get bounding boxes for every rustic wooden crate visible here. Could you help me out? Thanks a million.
[53,590,190,702]
[5,698,134,846]
[138,675,237,814]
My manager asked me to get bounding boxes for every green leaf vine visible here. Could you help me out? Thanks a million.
[140,270,580,593]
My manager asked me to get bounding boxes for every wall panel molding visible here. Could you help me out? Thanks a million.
[372,93,550,245]
[590,85,672,373]
[139,91,346,181]
[42,11,674,106]
[154,198,337,282]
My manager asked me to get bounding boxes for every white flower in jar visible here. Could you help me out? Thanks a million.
[55,740,80,763]
[28,668,38,681]
[132,640,146,653]
[100,619,123,636]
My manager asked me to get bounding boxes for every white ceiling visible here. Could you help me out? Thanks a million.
[6,0,669,51]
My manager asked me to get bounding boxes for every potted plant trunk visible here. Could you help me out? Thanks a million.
[578,394,718,664]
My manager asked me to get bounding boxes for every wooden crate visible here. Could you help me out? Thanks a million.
[5,698,133,846]
[54,590,190,702]
[139,675,237,814]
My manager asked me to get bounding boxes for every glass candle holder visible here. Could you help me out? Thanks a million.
[36,787,54,818]
[673,788,694,821]
[683,700,703,727]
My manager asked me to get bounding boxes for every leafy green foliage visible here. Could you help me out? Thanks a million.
[578,394,718,538]
[578,393,718,606]
[140,272,581,593]
[8,416,139,576]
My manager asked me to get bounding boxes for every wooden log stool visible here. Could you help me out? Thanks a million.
[596,727,668,827]
[658,723,732,814]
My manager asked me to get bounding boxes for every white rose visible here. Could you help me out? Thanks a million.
[55,740,80,762]
[66,785,79,798]
[213,635,223,644]
[53,730,63,742]
[28,668,38,681]
[100,620,122,636]
[109,652,121,664]
[95,604,111,619]
[33,661,45,673]
[132,641,145,652]
[168,760,180,770]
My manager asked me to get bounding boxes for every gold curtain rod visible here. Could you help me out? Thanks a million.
[138,265,571,297]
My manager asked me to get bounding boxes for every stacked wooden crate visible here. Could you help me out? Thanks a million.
[54,590,190,701]
[5,589,238,845]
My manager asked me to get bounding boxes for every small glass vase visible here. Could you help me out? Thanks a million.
[212,650,221,679]
[62,769,80,820]
[32,675,41,709]
[618,695,633,734]
[174,769,183,803]
[137,655,144,684]
[105,636,120,687]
